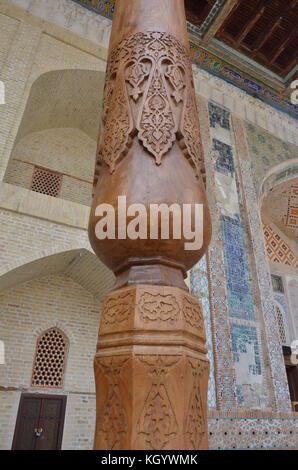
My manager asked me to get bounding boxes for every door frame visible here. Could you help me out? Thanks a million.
[12,393,67,450]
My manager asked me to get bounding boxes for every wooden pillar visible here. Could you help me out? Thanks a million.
[89,0,212,450]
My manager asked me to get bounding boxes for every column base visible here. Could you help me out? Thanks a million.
[94,284,210,450]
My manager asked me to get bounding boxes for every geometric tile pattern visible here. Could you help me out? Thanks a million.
[191,255,217,409]
[284,185,298,235]
[263,223,297,268]
[208,415,298,450]
[233,117,292,412]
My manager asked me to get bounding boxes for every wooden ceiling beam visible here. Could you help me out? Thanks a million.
[199,0,240,47]
[252,0,298,58]
[251,15,282,57]
[283,55,298,77]
[235,0,267,46]
[269,28,297,65]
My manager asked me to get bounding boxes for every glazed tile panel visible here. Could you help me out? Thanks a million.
[220,215,255,322]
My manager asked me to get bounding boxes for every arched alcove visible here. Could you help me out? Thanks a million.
[4,69,105,206]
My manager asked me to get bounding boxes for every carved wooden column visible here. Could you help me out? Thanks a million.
[89,0,212,450]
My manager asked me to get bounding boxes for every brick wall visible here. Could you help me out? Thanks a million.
[5,128,97,206]
[0,274,101,449]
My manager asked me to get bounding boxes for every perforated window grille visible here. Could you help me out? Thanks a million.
[31,167,62,197]
[31,328,68,389]
[275,305,288,346]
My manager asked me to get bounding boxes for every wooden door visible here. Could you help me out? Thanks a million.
[12,394,67,450]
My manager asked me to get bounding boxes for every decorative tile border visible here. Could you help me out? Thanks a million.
[190,45,298,120]
[208,413,298,450]
[191,256,217,409]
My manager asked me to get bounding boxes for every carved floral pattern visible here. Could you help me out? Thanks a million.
[138,292,180,323]
[101,73,133,173]
[102,292,134,325]
[138,68,177,163]
[96,356,129,449]
[137,356,180,450]
[180,91,206,181]
[98,31,205,176]
[183,296,204,331]
[186,358,209,449]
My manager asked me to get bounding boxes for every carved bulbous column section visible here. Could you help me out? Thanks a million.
[89,0,212,450]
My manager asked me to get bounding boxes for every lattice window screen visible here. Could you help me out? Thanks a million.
[275,305,288,346]
[31,167,62,197]
[32,328,68,389]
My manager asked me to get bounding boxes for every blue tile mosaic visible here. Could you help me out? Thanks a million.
[213,139,235,177]
[231,324,261,376]
[209,102,230,130]
[220,215,255,322]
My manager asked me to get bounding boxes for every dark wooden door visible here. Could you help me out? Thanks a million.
[12,394,67,450]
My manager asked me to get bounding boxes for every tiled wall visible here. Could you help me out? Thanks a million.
[234,118,292,412]
[207,102,268,409]
[263,223,298,268]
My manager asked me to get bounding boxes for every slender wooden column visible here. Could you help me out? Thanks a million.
[89,0,212,450]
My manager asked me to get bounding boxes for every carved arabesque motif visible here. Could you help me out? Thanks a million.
[180,91,206,183]
[138,67,177,163]
[138,292,180,323]
[186,358,209,449]
[183,296,204,331]
[102,291,135,325]
[137,355,180,450]
[99,31,204,177]
[96,356,129,449]
[101,73,133,174]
